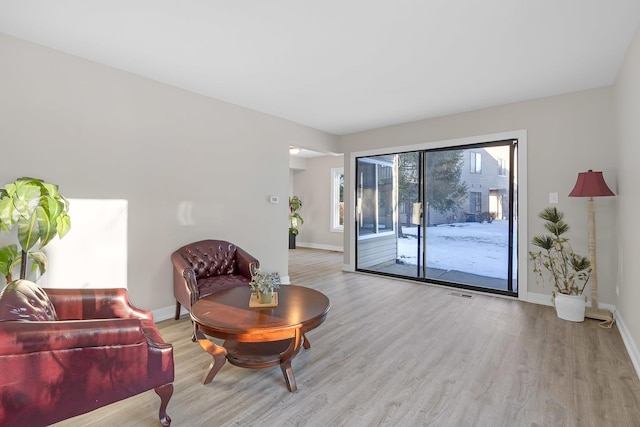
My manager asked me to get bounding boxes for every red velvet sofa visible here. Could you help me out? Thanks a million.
[0,280,174,426]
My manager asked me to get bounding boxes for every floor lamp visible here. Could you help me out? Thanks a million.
[568,170,615,322]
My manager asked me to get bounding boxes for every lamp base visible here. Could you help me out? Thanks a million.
[585,307,614,322]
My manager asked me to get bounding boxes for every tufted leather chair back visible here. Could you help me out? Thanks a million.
[175,240,239,280]
[0,279,58,321]
[171,239,259,323]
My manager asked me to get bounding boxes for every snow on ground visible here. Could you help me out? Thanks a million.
[398,220,516,279]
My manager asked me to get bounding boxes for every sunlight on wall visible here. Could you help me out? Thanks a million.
[39,199,128,289]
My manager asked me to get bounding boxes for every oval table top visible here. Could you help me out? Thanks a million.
[190,285,330,342]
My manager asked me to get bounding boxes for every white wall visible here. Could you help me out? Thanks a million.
[614,23,640,373]
[2,27,637,359]
[339,87,617,303]
[292,155,344,251]
[0,34,338,313]
[40,199,128,289]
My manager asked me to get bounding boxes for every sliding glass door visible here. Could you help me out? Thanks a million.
[355,140,518,296]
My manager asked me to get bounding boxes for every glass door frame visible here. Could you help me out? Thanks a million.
[344,130,536,301]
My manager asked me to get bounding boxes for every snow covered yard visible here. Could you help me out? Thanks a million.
[398,220,516,280]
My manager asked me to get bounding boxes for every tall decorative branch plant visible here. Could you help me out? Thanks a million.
[529,207,591,296]
[0,177,71,283]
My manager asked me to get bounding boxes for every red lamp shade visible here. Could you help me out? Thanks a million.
[568,170,615,198]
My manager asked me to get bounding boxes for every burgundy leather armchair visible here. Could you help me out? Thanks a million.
[0,280,174,427]
[171,239,259,320]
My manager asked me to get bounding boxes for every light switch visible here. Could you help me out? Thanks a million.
[549,192,558,204]
[269,196,279,204]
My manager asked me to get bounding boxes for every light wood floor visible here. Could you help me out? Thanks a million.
[56,248,640,427]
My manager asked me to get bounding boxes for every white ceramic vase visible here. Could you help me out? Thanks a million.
[554,293,586,322]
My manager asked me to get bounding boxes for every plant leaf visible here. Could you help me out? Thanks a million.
[37,201,58,247]
[531,235,553,250]
[17,212,40,251]
[56,212,71,239]
[0,244,19,279]
[0,197,15,232]
[29,251,48,276]
[538,207,563,223]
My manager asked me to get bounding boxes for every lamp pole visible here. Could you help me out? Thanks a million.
[587,197,599,309]
[569,170,614,323]
[584,194,612,322]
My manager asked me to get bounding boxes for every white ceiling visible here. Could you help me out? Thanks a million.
[1,1,639,135]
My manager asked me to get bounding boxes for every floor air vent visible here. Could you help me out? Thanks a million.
[449,292,473,298]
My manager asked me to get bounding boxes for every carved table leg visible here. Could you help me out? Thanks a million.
[280,359,297,392]
[195,329,227,385]
[302,333,311,349]
[279,328,302,392]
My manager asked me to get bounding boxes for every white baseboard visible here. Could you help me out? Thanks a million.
[525,292,616,312]
[614,309,640,380]
[295,242,343,252]
[341,264,354,272]
[525,292,554,306]
[153,304,186,322]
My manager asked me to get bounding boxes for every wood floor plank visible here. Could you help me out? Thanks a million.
[54,248,640,427]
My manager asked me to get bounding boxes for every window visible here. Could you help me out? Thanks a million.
[470,191,482,213]
[354,138,520,297]
[356,157,394,237]
[331,168,344,232]
[470,152,482,174]
[498,158,507,176]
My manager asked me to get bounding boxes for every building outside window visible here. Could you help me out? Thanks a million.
[470,191,482,213]
[470,152,482,174]
[498,157,508,176]
[356,157,394,237]
[331,168,344,232]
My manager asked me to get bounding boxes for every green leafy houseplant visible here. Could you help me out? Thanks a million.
[0,177,71,283]
[249,268,281,303]
[289,196,304,236]
[529,207,591,296]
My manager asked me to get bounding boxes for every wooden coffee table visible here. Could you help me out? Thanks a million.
[190,285,330,392]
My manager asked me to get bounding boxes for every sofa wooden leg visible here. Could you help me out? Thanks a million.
[174,301,181,320]
[154,383,173,426]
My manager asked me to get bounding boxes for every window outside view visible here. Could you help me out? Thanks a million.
[356,141,517,295]
[331,168,344,232]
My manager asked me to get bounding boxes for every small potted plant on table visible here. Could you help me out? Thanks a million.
[529,207,591,321]
[249,268,282,304]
